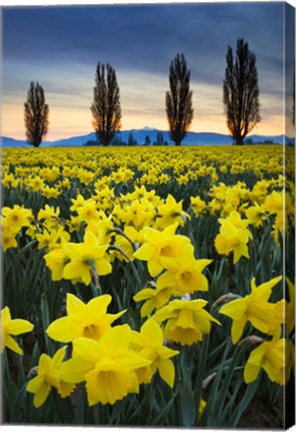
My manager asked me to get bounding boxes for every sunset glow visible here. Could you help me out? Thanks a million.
[1,2,293,141]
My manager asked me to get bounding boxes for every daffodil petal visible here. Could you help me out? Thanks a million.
[219,298,247,320]
[244,363,261,384]
[33,383,51,408]
[66,294,86,320]
[27,375,45,393]
[231,315,247,344]
[59,357,93,383]
[158,358,175,387]
[7,319,33,335]
[133,288,156,302]
[5,335,23,355]
[86,295,112,317]
[46,317,78,342]
[141,318,163,346]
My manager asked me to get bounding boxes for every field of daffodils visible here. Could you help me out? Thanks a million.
[1,144,294,427]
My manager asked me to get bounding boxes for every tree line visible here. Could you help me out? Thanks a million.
[83,131,169,147]
[24,38,261,147]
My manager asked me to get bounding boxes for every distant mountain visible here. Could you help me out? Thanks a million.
[1,129,294,148]
[1,136,31,148]
[49,133,96,147]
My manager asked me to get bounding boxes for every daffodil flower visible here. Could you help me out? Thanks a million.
[215,211,253,263]
[154,299,221,346]
[27,346,75,408]
[130,318,179,386]
[133,223,192,277]
[285,277,295,337]
[1,218,19,251]
[243,336,293,385]
[1,306,34,355]
[59,325,151,405]
[158,246,212,295]
[46,293,125,343]
[190,196,207,217]
[133,282,177,317]
[2,205,33,230]
[63,230,112,285]
[245,203,267,227]
[219,276,282,344]
[44,245,71,281]
[215,221,250,263]
[155,194,189,229]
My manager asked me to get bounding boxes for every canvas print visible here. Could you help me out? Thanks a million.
[0,1,295,429]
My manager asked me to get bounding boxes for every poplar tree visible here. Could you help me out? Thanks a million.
[166,53,193,146]
[91,63,121,146]
[223,38,260,145]
[24,82,49,147]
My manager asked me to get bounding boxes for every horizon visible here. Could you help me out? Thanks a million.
[2,2,295,141]
[2,127,292,146]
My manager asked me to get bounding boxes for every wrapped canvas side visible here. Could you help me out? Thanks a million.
[284,2,295,430]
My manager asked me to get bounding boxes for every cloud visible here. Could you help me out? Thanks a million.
[1,2,291,138]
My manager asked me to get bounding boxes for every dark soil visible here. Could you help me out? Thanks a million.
[238,393,284,429]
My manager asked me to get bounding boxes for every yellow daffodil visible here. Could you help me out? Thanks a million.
[59,325,151,405]
[117,199,155,230]
[243,336,292,385]
[155,194,189,229]
[133,281,177,317]
[198,398,207,419]
[86,211,114,244]
[46,293,125,343]
[1,306,34,355]
[264,190,283,214]
[76,199,99,224]
[2,173,19,188]
[63,231,112,285]
[154,299,221,346]
[219,276,282,343]
[131,318,179,386]
[267,299,286,337]
[245,203,267,227]
[133,223,192,277]
[158,248,212,295]
[286,277,295,337]
[1,218,19,250]
[215,211,252,264]
[114,226,144,262]
[2,205,33,229]
[38,205,60,226]
[190,196,207,216]
[70,193,87,213]
[41,186,60,199]
[27,346,75,408]
[44,245,71,281]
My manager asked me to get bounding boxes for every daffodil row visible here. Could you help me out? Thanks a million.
[2,275,293,410]
[1,181,293,268]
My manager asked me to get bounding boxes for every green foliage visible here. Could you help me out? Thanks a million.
[1,146,293,427]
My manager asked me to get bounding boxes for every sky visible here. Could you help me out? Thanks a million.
[1,0,295,141]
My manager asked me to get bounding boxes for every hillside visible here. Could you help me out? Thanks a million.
[1,129,294,148]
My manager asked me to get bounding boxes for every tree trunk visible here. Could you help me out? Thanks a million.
[234,136,244,145]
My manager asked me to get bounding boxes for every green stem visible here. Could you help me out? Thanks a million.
[108,244,132,262]
[194,335,209,423]
[51,389,65,423]
[215,342,242,421]
[110,228,137,252]
[109,245,143,290]
[90,280,100,297]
